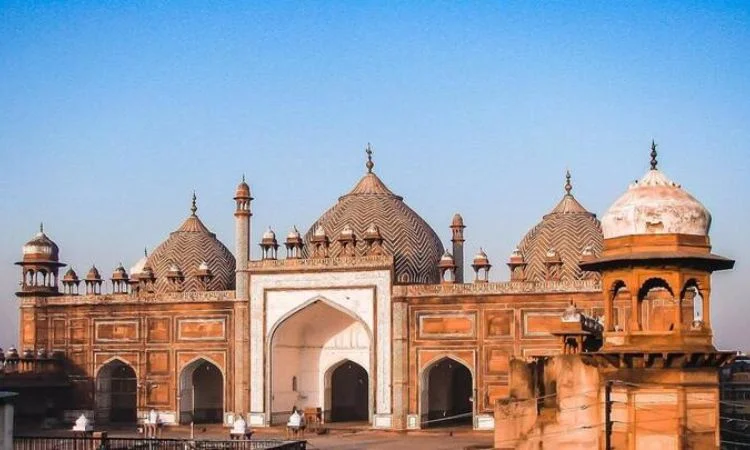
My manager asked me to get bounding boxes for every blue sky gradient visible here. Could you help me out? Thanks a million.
[0,1,748,349]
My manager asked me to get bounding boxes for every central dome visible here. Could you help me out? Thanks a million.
[304,161,443,284]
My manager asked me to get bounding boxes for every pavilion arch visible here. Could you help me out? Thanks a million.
[680,278,706,326]
[95,357,138,424]
[419,355,475,428]
[637,278,677,332]
[266,296,374,425]
[178,357,225,424]
[606,280,630,331]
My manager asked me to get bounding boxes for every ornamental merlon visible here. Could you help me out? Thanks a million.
[246,255,394,273]
[392,279,602,297]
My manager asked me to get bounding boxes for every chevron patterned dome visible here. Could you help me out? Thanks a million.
[514,172,603,281]
[147,198,235,293]
[304,164,443,284]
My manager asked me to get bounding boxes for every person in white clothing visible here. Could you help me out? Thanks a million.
[286,407,302,438]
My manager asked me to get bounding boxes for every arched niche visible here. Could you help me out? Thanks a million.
[419,356,474,428]
[267,298,373,425]
[179,358,224,424]
[95,358,137,424]
[637,277,676,332]
[324,359,369,423]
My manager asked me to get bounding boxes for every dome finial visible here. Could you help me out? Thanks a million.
[242,173,245,183]
[564,169,572,195]
[144,247,148,257]
[191,191,198,215]
[650,140,658,170]
[39,222,44,233]
[365,143,374,173]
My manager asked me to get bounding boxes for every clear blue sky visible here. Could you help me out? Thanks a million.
[0,1,748,349]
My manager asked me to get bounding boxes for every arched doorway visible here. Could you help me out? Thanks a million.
[328,360,368,422]
[179,359,224,424]
[269,299,372,425]
[96,359,137,423]
[421,357,473,428]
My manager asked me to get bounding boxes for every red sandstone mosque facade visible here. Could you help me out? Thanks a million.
[11,143,735,445]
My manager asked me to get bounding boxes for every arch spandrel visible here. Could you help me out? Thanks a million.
[94,356,138,379]
[267,295,374,343]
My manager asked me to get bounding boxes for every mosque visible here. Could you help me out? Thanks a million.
[12,143,733,436]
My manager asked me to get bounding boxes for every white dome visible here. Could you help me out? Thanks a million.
[129,255,148,276]
[601,169,711,239]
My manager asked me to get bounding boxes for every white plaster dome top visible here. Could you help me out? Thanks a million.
[601,166,711,240]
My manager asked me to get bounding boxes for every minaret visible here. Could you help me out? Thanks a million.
[450,213,466,283]
[234,176,253,300]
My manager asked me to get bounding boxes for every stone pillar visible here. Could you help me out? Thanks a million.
[450,214,466,284]
[391,299,408,429]
[234,195,251,301]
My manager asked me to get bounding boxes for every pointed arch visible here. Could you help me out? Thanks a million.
[95,358,137,424]
[323,359,369,422]
[267,295,373,343]
[178,357,225,424]
[419,355,475,428]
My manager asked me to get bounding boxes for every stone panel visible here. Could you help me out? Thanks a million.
[485,348,510,375]
[147,351,170,375]
[95,320,139,342]
[522,310,565,337]
[70,319,87,344]
[147,381,170,405]
[485,383,509,410]
[417,312,476,339]
[147,318,171,342]
[52,319,66,345]
[177,317,226,341]
[485,310,514,338]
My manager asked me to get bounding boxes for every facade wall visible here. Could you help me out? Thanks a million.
[396,283,602,429]
[18,291,236,424]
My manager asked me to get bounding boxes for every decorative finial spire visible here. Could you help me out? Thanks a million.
[242,173,246,183]
[191,191,197,215]
[39,222,44,233]
[365,143,374,173]
[144,247,148,257]
[650,140,658,170]
[564,169,572,195]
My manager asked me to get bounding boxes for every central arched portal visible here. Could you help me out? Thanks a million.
[179,359,224,424]
[95,359,137,424]
[421,357,473,428]
[270,299,372,425]
[328,360,369,422]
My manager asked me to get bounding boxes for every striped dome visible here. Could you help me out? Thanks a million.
[515,174,603,281]
[147,204,235,293]
[304,170,443,284]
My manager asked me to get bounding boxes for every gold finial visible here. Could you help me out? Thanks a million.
[365,143,374,173]
[191,191,197,215]
[564,169,572,195]
[650,140,658,170]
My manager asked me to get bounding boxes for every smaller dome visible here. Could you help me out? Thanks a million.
[287,226,301,241]
[473,248,490,267]
[340,225,355,238]
[22,224,60,262]
[234,176,252,199]
[601,164,711,239]
[168,263,183,276]
[4,347,18,359]
[313,225,327,238]
[561,302,581,323]
[129,249,149,276]
[262,227,276,241]
[111,264,129,281]
[451,213,465,228]
[198,261,210,271]
[364,223,382,240]
[63,267,79,282]
[439,250,456,268]
[85,265,102,281]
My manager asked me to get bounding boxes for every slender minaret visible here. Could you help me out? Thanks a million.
[450,213,466,283]
[234,175,253,300]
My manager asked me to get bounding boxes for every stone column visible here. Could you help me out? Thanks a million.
[391,299,408,429]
